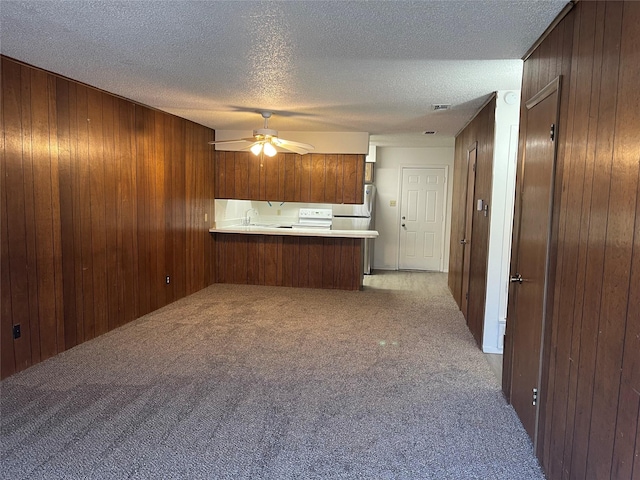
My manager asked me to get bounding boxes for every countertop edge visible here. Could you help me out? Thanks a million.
[209,226,379,239]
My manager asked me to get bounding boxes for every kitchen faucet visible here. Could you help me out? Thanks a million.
[244,208,259,226]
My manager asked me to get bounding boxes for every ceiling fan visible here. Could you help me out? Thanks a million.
[208,111,315,156]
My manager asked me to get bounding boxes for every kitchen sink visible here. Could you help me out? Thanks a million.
[249,223,293,229]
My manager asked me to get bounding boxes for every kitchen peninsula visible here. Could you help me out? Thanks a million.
[211,145,375,290]
[210,224,377,291]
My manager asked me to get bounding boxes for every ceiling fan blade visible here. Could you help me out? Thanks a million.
[208,138,249,145]
[279,144,311,155]
[273,138,315,151]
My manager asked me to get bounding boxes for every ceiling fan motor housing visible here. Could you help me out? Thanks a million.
[254,128,278,139]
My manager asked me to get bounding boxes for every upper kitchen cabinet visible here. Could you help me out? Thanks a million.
[215,151,365,204]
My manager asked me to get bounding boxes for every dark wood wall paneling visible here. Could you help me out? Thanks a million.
[215,234,362,291]
[215,151,365,204]
[0,57,216,379]
[447,97,496,348]
[505,2,640,479]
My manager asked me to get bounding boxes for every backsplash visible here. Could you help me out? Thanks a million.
[214,199,333,227]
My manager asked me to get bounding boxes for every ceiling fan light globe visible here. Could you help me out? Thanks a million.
[250,143,263,156]
[263,142,277,157]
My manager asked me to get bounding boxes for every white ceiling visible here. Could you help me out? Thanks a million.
[1,1,568,145]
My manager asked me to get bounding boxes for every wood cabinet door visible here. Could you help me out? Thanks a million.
[278,154,296,201]
[342,154,360,204]
[262,154,279,201]
[310,154,326,202]
[214,151,365,203]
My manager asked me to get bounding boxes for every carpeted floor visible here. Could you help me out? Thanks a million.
[1,271,545,479]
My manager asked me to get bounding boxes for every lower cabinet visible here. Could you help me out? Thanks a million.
[214,234,363,291]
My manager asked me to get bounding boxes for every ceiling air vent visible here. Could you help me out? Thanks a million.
[432,104,451,111]
[423,131,437,135]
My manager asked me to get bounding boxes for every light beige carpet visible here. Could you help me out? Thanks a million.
[1,271,544,479]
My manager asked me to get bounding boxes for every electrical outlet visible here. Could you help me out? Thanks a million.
[13,324,21,339]
[277,209,281,215]
[165,275,170,284]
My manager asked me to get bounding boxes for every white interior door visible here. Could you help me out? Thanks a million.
[399,167,446,271]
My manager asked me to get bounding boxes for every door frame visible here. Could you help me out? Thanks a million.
[396,165,449,272]
[504,76,562,449]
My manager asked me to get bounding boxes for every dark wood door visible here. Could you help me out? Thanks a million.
[508,78,560,442]
[461,144,477,321]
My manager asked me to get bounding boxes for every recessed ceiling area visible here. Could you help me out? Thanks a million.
[1,1,569,144]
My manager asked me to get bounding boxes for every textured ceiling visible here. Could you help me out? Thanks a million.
[1,1,568,143]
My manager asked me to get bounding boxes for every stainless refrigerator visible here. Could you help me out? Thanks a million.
[332,184,376,274]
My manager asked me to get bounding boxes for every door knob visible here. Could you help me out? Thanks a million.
[460,239,468,245]
[510,273,524,284]
[402,223,406,227]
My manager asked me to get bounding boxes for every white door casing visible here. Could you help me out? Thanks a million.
[398,167,446,271]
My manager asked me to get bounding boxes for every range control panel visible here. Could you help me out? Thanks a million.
[298,208,332,220]
[295,208,333,229]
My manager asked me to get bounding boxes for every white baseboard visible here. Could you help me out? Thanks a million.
[482,346,504,354]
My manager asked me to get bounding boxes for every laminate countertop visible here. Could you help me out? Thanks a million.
[209,224,378,239]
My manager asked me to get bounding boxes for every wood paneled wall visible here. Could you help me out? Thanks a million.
[505,2,640,479]
[1,57,216,379]
[448,96,496,348]
[215,234,362,291]
[215,151,365,204]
